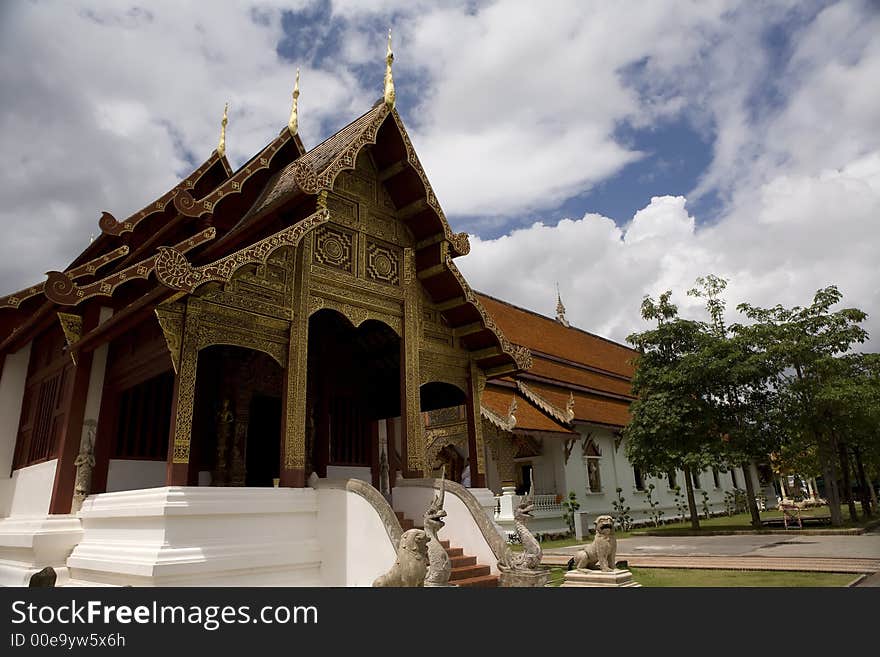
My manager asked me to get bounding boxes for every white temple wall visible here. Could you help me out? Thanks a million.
[5,460,57,518]
[0,342,32,517]
[483,437,501,493]
[548,424,762,526]
[106,460,167,493]
[325,465,372,483]
[315,485,396,586]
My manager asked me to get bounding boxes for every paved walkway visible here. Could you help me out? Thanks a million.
[543,530,880,578]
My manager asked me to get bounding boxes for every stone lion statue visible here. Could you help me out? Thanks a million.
[373,528,429,587]
[568,514,617,572]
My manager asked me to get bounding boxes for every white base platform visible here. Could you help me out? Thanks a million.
[0,516,82,587]
[66,487,322,587]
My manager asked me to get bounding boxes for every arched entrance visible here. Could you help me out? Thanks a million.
[191,345,283,486]
[421,382,470,485]
[306,309,401,488]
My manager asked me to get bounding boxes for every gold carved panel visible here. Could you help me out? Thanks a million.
[314,224,355,274]
[365,239,401,286]
[308,294,402,336]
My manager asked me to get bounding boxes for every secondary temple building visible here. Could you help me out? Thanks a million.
[0,46,767,586]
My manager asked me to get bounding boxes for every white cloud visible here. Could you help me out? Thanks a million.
[0,0,878,355]
[459,150,880,349]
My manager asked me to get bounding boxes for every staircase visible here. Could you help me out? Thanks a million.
[394,512,498,588]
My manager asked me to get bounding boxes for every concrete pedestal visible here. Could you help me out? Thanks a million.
[499,569,549,587]
[560,568,641,587]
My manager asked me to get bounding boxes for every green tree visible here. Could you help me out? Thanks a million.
[737,286,869,526]
[689,274,779,529]
[625,291,721,529]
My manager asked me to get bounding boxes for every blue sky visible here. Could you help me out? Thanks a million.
[0,1,878,346]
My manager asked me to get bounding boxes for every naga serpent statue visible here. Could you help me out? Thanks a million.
[424,470,452,587]
[499,488,543,572]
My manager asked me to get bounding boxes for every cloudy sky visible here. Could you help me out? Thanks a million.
[1,1,878,349]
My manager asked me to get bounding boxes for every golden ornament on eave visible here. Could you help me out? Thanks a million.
[384,28,395,109]
[289,68,300,137]
[217,102,228,158]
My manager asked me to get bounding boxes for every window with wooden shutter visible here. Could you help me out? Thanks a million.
[13,327,73,469]
[111,371,173,460]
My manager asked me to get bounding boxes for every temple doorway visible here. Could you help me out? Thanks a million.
[306,310,401,485]
[421,382,469,485]
[192,345,283,486]
[245,395,281,487]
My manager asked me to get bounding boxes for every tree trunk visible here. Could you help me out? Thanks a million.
[837,441,858,522]
[869,467,879,511]
[822,436,843,526]
[683,465,700,530]
[852,446,872,519]
[741,461,762,528]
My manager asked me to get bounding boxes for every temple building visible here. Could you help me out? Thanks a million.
[0,45,763,587]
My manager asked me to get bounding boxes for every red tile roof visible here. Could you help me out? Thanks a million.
[476,292,635,429]
[476,292,637,378]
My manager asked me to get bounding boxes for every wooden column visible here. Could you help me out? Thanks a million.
[464,360,487,488]
[279,239,311,487]
[49,306,100,514]
[399,249,424,478]
[166,308,199,486]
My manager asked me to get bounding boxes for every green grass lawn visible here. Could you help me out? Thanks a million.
[545,566,856,587]
[510,504,875,553]
[632,503,874,535]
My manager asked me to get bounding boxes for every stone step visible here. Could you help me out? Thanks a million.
[450,564,490,581]
[395,511,496,587]
[450,555,476,568]
[453,574,499,588]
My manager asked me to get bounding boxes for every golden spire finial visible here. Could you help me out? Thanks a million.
[217,102,228,158]
[384,28,395,109]
[288,68,300,137]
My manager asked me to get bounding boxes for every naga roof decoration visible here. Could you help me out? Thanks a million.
[173,124,304,219]
[99,149,228,236]
[155,209,329,293]
[44,228,216,306]
[0,245,129,310]
[481,403,512,432]
[480,384,576,435]
[516,380,573,427]
[443,256,532,372]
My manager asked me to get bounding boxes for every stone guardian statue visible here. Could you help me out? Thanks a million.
[71,420,96,513]
[424,469,452,587]
[497,486,547,586]
[373,529,429,587]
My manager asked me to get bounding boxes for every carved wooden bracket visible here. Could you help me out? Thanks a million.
[56,312,83,366]
[155,299,185,374]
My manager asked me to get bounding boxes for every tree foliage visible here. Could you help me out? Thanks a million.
[625,280,876,528]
